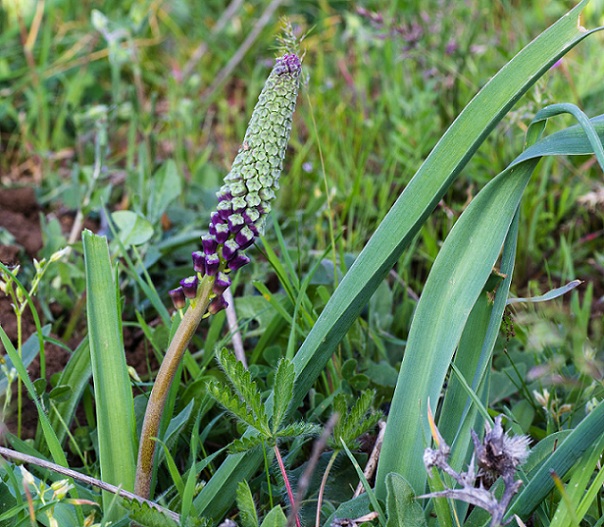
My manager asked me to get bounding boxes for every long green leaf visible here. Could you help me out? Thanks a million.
[377,112,604,496]
[194,3,602,518]
[48,337,91,447]
[83,231,136,518]
[549,431,604,527]
[508,401,604,520]
[0,327,67,467]
[377,156,539,496]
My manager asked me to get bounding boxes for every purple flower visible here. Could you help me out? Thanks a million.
[168,287,186,310]
[213,272,232,295]
[180,276,199,299]
[192,251,206,274]
[208,294,228,314]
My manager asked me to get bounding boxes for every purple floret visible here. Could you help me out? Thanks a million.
[205,253,220,275]
[192,251,206,274]
[235,226,255,250]
[180,275,199,299]
[222,239,240,261]
[169,287,186,310]
[213,272,232,295]
[208,294,228,314]
[201,235,218,255]
[228,252,251,271]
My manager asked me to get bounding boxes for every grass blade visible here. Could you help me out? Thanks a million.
[0,327,67,467]
[47,337,91,448]
[508,401,604,520]
[83,230,136,518]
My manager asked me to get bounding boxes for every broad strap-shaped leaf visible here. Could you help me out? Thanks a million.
[376,113,604,497]
[83,231,136,519]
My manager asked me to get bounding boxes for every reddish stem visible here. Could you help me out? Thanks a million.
[273,445,301,527]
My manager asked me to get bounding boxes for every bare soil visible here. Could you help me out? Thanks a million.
[0,186,156,440]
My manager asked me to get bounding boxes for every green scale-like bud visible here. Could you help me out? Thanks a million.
[220,53,301,207]
[199,53,302,277]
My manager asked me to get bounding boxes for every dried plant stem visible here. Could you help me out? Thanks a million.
[182,0,244,79]
[0,446,180,522]
[134,276,214,499]
[290,414,339,527]
[223,287,247,367]
[315,451,338,527]
[353,420,386,498]
[203,0,284,101]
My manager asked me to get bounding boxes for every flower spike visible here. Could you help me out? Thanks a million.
[196,53,301,277]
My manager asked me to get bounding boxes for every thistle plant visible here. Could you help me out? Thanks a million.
[421,414,531,527]
[135,52,302,499]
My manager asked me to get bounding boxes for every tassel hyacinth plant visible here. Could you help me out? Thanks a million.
[135,52,303,500]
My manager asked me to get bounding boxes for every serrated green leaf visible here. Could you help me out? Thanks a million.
[121,498,180,527]
[217,348,269,434]
[206,380,264,432]
[236,480,259,527]
[332,391,381,449]
[228,434,265,454]
[271,358,295,433]
[275,422,321,440]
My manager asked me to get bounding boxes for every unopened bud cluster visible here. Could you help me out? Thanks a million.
[170,53,302,312]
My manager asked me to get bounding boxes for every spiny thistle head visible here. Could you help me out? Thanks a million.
[170,53,302,311]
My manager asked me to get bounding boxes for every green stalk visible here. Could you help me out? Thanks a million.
[134,275,214,499]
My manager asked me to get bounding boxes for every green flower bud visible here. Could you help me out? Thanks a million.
[192,53,301,281]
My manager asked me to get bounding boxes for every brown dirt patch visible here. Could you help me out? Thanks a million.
[0,186,43,259]
[0,186,158,440]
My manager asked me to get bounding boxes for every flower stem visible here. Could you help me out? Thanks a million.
[273,444,301,527]
[135,275,214,499]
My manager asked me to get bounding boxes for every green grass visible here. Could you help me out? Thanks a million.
[0,1,603,526]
